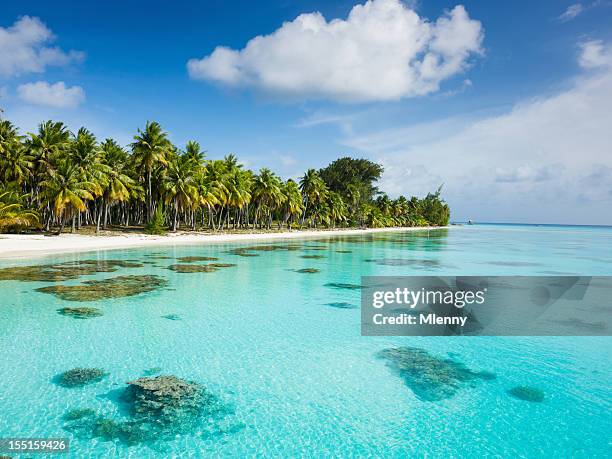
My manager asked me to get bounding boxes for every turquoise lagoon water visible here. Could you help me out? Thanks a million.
[0,225,611,458]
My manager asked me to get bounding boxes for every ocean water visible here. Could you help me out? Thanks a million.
[0,225,610,458]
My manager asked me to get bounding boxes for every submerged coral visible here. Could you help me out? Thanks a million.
[55,368,108,388]
[37,275,168,301]
[176,256,219,262]
[208,263,237,268]
[167,264,219,273]
[300,255,326,259]
[57,307,103,319]
[228,244,302,257]
[324,282,364,290]
[507,386,545,402]
[335,250,352,253]
[325,302,357,309]
[63,408,96,421]
[378,347,495,401]
[296,268,320,274]
[0,260,143,282]
[63,375,229,446]
[161,314,181,320]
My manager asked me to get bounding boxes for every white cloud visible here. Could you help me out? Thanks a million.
[341,42,612,224]
[578,40,612,69]
[17,81,85,108]
[558,3,584,22]
[188,0,483,102]
[0,16,84,78]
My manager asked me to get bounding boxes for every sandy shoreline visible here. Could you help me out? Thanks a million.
[0,226,445,260]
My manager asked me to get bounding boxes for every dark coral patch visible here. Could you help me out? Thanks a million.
[378,347,495,401]
[228,244,302,257]
[176,256,219,262]
[55,368,108,388]
[324,282,364,290]
[325,302,356,309]
[161,314,181,321]
[63,375,231,446]
[335,250,352,253]
[507,386,545,402]
[0,260,143,282]
[167,264,219,273]
[37,275,168,301]
[57,307,103,319]
[208,263,237,268]
[63,408,96,421]
[300,255,326,259]
[296,268,320,274]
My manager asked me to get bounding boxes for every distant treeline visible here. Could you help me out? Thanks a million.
[0,119,450,233]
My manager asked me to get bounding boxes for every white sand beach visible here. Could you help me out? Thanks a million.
[0,227,443,260]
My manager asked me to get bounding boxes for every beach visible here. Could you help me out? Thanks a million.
[0,226,442,259]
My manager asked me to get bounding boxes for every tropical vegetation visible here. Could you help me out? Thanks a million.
[0,117,450,234]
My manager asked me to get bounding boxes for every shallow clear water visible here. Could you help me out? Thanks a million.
[0,225,611,458]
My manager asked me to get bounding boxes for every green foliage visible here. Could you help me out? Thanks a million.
[145,205,167,235]
[0,114,451,233]
[319,157,383,201]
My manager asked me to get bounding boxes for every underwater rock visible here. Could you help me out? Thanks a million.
[124,376,224,429]
[335,250,352,253]
[63,408,96,421]
[161,314,181,321]
[377,347,495,401]
[167,264,219,273]
[56,368,108,388]
[208,263,237,268]
[507,386,545,402]
[0,260,143,282]
[300,255,326,259]
[176,256,219,262]
[63,375,232,446]
[228,244,302,257]
[296,268,320,274]
[57,307,103,319]
[325,302,357,309]
[37,275,168,301]
[324,282,364,290]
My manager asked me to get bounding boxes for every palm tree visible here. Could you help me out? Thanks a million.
[299,169,327,226]
[99,139,139,230]
[223,168,252,229]
[281,179,304,229]
[39,161,96,233]
[184,140,205,165]
[163,154,199,231]
[327,191,347,228]
[0,190,39,231]
[0,121,32,185]
[252,168,284,229]
[131,121,172,221]
[27,121,71,174]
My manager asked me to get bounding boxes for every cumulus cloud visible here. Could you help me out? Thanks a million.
[578,40,612,69]
[17,81,85,108]
[0,16,84,78]
[187,0,483,102]
[340,41,612,224]
[558,3,584,22]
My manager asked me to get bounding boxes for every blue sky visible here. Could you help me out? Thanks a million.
[1,0,611,224]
